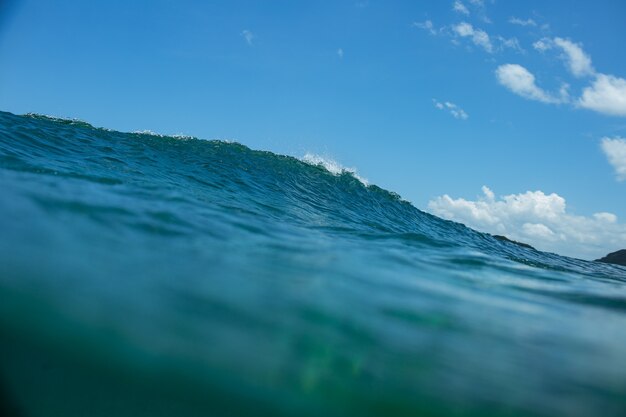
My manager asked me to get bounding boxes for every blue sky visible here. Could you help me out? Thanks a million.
[1,0,625,259]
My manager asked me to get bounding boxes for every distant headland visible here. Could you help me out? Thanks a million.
[596,250,626,267]
[493,234,626,266]
[492,235,536,250]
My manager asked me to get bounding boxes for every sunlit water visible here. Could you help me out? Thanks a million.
[1,111,625,417]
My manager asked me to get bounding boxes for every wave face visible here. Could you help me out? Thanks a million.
[1,110,626,417]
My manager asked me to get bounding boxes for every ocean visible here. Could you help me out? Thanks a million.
[0,110,625,416]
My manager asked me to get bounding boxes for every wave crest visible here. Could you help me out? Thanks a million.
[301,153,369,186]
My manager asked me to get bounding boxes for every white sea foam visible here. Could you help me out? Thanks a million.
[133,129,164,137]
[25,112,74,121]
[133,130,196,140]
[25,113,89,125]
[301,153,369,186]
[172,134,196,140]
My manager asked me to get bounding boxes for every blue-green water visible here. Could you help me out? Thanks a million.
[1,110,625,417]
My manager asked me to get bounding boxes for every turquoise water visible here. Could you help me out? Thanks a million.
[1,110,625,417]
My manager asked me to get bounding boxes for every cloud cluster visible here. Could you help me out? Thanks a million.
[415,3,625,255]
[433,99,469,120]
[428,186,626,259]
[502,37,626,118]
[415,3,625,119]
[601,137,626,180]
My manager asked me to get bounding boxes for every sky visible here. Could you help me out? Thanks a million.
[0,0,625,259]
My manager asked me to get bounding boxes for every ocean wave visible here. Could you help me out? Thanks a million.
[1,110,626,417]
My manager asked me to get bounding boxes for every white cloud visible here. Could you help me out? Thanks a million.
[553,37,594,77]
[454,22,473,37]
[241,29,254,45]
[433,99,469,120]
[578,74,626,117]
[522,223,555,240]
[428,186,626,259]
[496,64,567,104]
[453,22,493,53]
[594,212,618,223]
[601,137,626,181]
[453,1,469,15]
[337,48,344,59]
[509,17,537,27]
[481,185,494,200]
[413,20,437,36]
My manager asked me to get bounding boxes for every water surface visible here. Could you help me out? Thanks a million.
[1,111,625,416]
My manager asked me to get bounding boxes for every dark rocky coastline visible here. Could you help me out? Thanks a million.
[492,235,536,250]
[492,234,625,267]
[596,250,626,267]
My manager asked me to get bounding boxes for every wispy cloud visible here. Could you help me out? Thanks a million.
[601,137,626,180]
[532,38,551,52]
[553,37,595,78]
[415,17,519,54]
[337,48,344,59]
[496,64,567,104]
[433,99,469,120]
[467,0,491,23]
[453,22,493,53]
[496,36,524,53]
[509,17,537,27]
[241,29,254,46]
[453,1,469,15]
[413,20,438,36]
[428,186,626,259]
